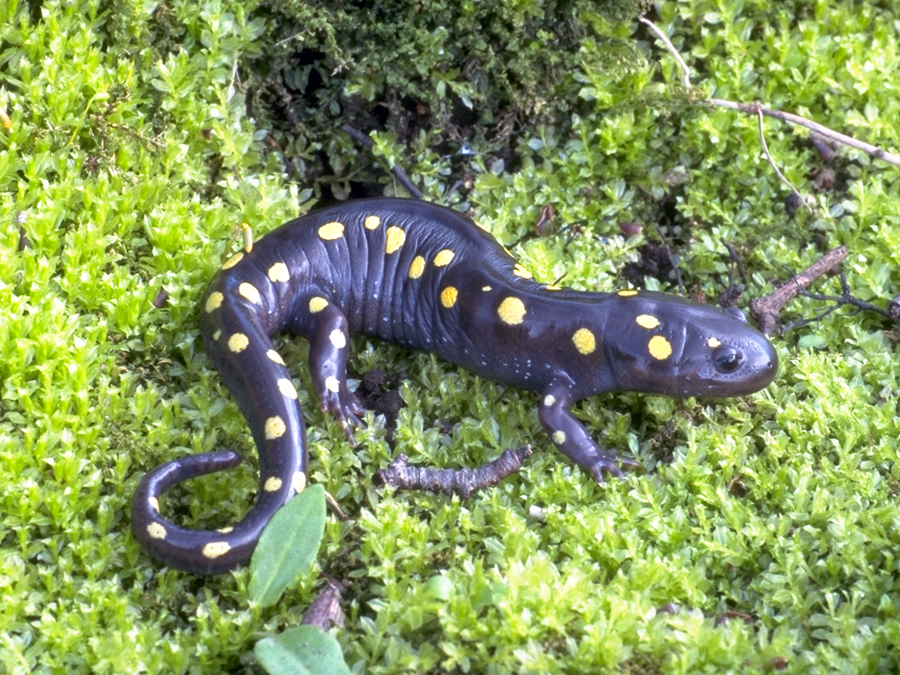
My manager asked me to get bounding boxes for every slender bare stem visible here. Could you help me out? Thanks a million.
[756,108,812,212]
[638,17,691,89]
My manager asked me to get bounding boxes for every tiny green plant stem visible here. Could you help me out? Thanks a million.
[66,91,109,147]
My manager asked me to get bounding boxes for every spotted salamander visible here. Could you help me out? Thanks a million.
[132,198,778,574]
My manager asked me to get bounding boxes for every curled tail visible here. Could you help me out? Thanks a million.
[132,267,307,574]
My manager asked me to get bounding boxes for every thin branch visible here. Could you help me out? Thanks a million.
[781,270,897,331]
[638,17,691,89]
[707,99,900,167]
[640,17,900,169]
[756,108,811,212]
[341,124,425,199]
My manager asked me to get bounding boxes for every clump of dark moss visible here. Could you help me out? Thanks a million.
[244,0,652,200]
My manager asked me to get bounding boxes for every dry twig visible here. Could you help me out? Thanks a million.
[301,578,346,630]
[749,246,848,334]
[373,446,533,498]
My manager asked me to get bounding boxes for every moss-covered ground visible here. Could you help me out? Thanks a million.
[1,0,898,672]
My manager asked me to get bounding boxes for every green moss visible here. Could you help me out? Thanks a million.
[1,0,899,673]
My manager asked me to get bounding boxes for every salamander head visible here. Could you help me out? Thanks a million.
[607,291,778,398]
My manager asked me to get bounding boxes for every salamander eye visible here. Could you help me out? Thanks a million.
[713,345,744,373]
[724,306,747,323]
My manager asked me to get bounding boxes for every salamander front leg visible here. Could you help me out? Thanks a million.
[538,374,640,482]
[306,301,365,441]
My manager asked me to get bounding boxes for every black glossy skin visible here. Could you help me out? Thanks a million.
[131,198,778,573]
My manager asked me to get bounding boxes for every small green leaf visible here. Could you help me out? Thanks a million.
[424,574,455,601]
[249,484,326,607]
[254,626,351,675]
[797,334,828,351]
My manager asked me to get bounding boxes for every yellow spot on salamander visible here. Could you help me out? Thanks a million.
[239,282,261,304]
[228,333,249,353]
[543,394,556,407]
[213,329,222,341]
[278,378,298,399]
[385,226,406,254]
[309,296,329,313]
[513,264,532,279]
[147,522,167,540]
[497,297,526,325]
[148,496,159,512]
[265,416,286,439]
[635,314,660,329]
[434,249,455,267]
[648,335,672,360]
[264,476,283,492]
[241,222,253,253]
[441,286,458,308]
[318,221,344,240]
[292,471,307,494]
[267,349,285,365]
[552,430,566,445]
[329,328,347,349]
[618,289,638,297]
[205,292,224,313]
[217,527,233,533]
[408,256,425,279]
[544,285,562,291]
[222,251,244,270]
[325,376,340,393]
[708,337,721,348]
[268,262,290,283]
[202,542,231,559]
[482,285,492,292]
[572,328,596,355]
[364,215,381,230]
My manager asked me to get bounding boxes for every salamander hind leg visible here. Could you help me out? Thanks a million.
[304,297,365,442]
[538,374,641,482]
